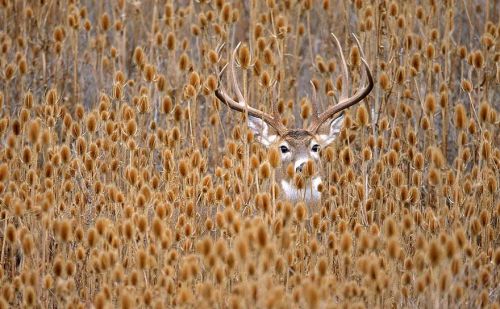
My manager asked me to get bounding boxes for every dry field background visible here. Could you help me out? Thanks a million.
[0,0,499,308]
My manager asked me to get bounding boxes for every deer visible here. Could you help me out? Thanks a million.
[215,33,374,204]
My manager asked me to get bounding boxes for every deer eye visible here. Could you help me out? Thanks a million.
[311,144,320,152]
[280,145,289,154]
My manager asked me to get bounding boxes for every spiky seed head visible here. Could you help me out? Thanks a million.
[356,105,369,127]
[461,79,473,92]
[340,232,352,254]
[428,239,442,267]
[424,93,436,115]
[425,43,435,59]
[0,163,8,183]
[379,71,390,91]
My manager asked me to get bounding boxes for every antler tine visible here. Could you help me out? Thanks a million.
[309,80,320,123]
[230,42,245,104]
[331,33,350,101]
[308,33,374,133]
[351,33,368,90]
[214,44,287,136]
[269,79,280,118]
[215,42,226,58]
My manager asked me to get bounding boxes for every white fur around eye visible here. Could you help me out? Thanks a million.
[310,151,320,160]
[309,140,321,160]
[279,143,291,159]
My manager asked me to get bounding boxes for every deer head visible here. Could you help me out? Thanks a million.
[215,33,373,203]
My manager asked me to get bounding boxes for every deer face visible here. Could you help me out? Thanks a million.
[248,115,344,202]
[215,33,373,203]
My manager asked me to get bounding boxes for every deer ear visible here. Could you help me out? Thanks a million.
[318,114,344,145]
[248,116,278,147]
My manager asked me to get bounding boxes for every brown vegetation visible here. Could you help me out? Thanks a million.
[0,0,499,308]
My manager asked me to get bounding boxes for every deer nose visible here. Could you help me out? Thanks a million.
[295,162,306,173]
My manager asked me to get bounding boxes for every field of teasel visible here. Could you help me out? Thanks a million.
[0,0,499,308]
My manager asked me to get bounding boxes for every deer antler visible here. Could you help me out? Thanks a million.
[308,33,374,133]
[215,44,288,136]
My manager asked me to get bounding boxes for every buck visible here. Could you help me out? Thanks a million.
[215,34,373,203]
